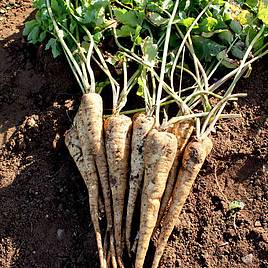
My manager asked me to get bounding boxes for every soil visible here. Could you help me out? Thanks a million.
[0,1,267,268]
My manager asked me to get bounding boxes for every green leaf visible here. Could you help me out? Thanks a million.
[137,77,145,98]
[231,41,246,59]
[75,0,108,26]
[141,37,158,66]
[245,26,253,45]
[114,8,144,28]
[238,10,254,25]
[51,0,63,15]
[253,36,265,51]
[95,7,106,27]
[218,30,234,44]
[228,200,245,213]
[217,50,238,68]
[134,0,145,7]
[38,31,47,42]
[245,0,258,11]
[45,38,61,58]
[202,29,226,38]
[106,52,125,66]
[116,25,136,37]
[147,12,168,26]
[169,34,180,49]
[161,0,174,10]
[258,0,268,25]
[95,80,110,94]
[178,17,195,28]
[93,32,103,43]
[35,8,48,24]
[27,25,40,44]
[70,19,77,35]
[121,0,133,4]
[23,20,39,36]
[223,3,233,21]
[133,25,142,45]
[211,0,226,5]
[230,20,242,34]
[193,36,226,61]
[199,17,218,32]
[33,0,46,9]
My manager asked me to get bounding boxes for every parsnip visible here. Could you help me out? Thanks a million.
[65,121,106,268]
[81,93,116,266]
[135,129,177,268]
[105,114,132,258]
[156,120,194,228]
[125,113,155,254]
[151,136,213,268]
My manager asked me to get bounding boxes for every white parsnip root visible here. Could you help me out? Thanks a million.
[65,119,106,268]
[64,127,86,188]
[81,93,117,266]
[105,115,132,259]
[135,129,177,268]
[156,120,194,229]
[125,113,155,254]
[151,136,213,268]
[81,94,112,221]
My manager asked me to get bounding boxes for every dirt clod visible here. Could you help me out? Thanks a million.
[57,229,65,241]
[242,253,254,265]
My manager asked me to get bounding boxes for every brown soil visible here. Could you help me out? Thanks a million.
[0,1,267,268]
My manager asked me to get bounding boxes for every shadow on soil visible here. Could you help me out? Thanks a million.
[0,14,100,268]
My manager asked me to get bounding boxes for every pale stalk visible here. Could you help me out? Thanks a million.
[155,0,180,127]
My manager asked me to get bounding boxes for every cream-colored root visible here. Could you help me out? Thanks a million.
[135,129,177,268]
[105,114,132,258]
[81,93,114,229]
[81,94,116,266]
[155,121,194,232]
[125,114,155,254]
[69,110,107,268]
[151,137,213,268]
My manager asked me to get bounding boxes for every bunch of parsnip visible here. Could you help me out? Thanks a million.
[62,27,266,268]
[24,0,268,267]
[65,92,213,268]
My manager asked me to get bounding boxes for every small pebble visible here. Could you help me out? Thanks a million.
[57,229,65,241]
[241,253,254,264]
[26,117,38,128]
[255,220,262,227]
[52,133,61,150]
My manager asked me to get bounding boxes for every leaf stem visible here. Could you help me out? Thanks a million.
[155,0,180,127]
